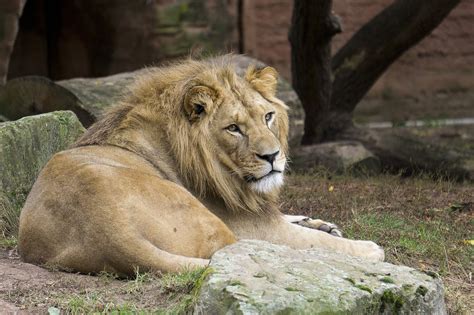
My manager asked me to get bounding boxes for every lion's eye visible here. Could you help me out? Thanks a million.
[226,124,241,133]
[265,112,275,123]
[194,103,205,115]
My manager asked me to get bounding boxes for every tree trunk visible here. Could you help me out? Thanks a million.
[288,0,470,179]
[0,0,26,85]
[330,0,461,123]
[289,0,341,145]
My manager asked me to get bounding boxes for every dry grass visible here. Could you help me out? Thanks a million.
[0,194,22,237]
[281,170,473,314]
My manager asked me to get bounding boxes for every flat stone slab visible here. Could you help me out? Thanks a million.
[195,240,446,314]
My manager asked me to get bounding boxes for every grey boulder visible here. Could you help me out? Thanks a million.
[195,240,446,314]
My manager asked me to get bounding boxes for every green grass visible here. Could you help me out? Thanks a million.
[344,210,472,281]
[0,235,17,248]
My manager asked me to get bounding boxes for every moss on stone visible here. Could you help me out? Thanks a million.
[381,290,404,313]
[424,270,440,279]
[402,283,414,293]
[416,285,428,297]
[380,276,395,284]
[355,284,373,294]
[228,280,243,286]
[344,277,356,285]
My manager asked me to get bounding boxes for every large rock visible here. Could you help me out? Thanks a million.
[291,141,381,175]
[0,76,96,126]
[57,70,149,120]
[195,240,446,314]
[0,111,85,236]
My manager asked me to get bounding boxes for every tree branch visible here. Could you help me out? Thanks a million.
[331,0,461,114]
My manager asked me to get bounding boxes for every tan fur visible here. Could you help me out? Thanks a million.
[19,56,383,276]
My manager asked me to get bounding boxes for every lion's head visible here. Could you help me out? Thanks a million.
[76,56,289,214]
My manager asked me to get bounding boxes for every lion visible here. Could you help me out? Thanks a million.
[18,56,384,276]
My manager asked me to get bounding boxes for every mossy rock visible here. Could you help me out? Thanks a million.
[194,240,446,314]
[0,111,85,236]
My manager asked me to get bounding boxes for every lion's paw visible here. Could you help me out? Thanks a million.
[304,219,343,238]
[285,215,343,237]
[353,240,385,262]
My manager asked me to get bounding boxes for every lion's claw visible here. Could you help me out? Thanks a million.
[303,219,343,237]
[285,216,343,237]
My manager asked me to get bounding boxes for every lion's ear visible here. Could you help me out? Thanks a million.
[184,86,215,122]
[245,66,278,97]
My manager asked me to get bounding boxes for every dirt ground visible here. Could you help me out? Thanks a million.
[0,247,202,313]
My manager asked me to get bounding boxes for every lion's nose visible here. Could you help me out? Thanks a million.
[256,150,279,164]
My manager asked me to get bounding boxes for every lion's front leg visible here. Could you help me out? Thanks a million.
[283,215,343,237]
[227,215,384,262]
[276,218,384,262]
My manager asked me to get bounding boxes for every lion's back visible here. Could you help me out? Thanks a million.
[18,145,161,263]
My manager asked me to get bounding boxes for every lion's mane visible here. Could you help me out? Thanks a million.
[75,56,289,215]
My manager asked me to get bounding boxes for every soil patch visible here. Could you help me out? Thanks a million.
[0,249,198,313]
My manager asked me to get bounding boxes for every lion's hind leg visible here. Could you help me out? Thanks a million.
[44,238,209,276]
[113,240,210,275]
[283,215,343,237]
